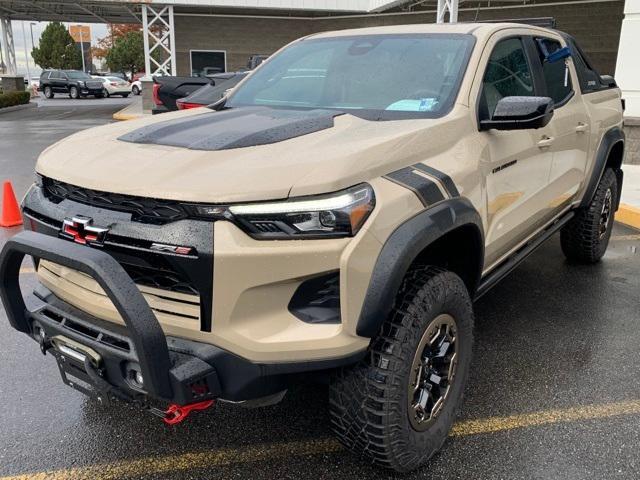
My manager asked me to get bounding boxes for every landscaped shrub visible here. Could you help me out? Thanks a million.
[0,91,31,109]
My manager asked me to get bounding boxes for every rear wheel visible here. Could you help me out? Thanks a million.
[104,90,110,98]
[69,86,79,99]
[329,266,474,472]
[561,168,618,263]
[43,86,54,99]
[122,93,130,98]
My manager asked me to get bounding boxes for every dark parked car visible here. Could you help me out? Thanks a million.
[151,76,212,114]
[176,72,248,110]
[40,70,105,99]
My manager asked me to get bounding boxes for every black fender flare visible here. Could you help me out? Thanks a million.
[580,126,625,209]
[356,197,484,338]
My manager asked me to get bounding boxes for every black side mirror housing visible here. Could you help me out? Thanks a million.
[480,96,555,131]
[600,75,617,88]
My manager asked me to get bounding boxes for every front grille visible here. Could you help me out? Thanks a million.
[123,263,199,296]
[43,177,191,225]
[27,183,215,331]
[86,81,104,89]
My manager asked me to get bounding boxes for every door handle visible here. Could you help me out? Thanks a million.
[575,122,589,133]
[537,135,555,148]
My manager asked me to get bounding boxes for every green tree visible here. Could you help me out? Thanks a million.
[105,31,145,75]
[31,22,82,70]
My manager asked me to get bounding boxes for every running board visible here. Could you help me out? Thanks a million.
[475,211,575,300]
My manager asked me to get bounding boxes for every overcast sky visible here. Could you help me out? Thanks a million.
[8,20,109,77]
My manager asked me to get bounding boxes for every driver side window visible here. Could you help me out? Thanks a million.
[481,38,534,118]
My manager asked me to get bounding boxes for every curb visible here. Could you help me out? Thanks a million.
[615,203,640,230]
[0,102,37,115]
[113,110,143,121]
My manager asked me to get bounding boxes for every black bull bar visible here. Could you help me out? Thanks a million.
[0,230,219,403]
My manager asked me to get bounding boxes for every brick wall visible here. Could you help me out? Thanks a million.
[174,16,312,74]
[174,0,624,75]
[624,120,640,165]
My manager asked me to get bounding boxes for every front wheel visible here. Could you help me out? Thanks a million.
[330,266,474,472]
[43,86,54,99]
[132,85,140,95]
[561,168,618,263]
[69,86,79,99]
[104,90,110,98]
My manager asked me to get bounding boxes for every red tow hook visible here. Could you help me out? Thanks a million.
[163,399,215,425]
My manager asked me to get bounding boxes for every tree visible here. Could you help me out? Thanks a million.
[92,24,141,60]
[105,31,145,75]
[31,22,82,70]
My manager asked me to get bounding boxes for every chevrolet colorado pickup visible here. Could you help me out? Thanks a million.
[0,23,624,472]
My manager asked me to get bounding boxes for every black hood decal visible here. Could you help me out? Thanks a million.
[118,107,341,151]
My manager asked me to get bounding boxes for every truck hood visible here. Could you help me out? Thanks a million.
[36,106,459,203]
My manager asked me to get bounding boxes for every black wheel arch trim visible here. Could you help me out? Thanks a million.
[581,126,625,210]
[356,197,484,338]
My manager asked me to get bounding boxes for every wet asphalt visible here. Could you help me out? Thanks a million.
[1,103,639,479]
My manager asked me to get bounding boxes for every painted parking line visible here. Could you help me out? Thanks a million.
[610,234,640,241]
[2,398,640,480]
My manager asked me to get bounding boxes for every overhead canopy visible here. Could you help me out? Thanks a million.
[0,0,415,23]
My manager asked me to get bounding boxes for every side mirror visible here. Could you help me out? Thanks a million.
[600,75,617,88]
[480,96,554,131]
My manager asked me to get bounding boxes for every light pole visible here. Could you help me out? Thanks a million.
[78,26,86,73]
[21,21,31,88]
[29,22,36,50]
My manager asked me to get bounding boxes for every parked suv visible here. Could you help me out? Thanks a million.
[2,23,624,472]
[39,70,105,99]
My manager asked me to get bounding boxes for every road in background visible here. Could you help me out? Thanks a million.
[1,106,640,480]
[33,94,134,109]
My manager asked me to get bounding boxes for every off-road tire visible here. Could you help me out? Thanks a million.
[43,86,54,99]
[132,85,140,95]
[69,86,79,99]
[329,266,474,472]
[561,168,618,264]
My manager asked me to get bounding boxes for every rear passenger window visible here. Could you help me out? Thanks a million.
[569,42,602,93]
[535,38,573,106]
[481,38,534,117]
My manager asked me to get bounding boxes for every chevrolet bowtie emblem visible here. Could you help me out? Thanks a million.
[60,216,109,247]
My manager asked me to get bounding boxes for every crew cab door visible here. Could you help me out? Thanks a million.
[474,34,557,267]
[58,72,70,92]
[530,35,590,215]
[49,71,63,92]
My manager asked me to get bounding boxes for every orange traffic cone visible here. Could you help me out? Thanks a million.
[0,181,23,227]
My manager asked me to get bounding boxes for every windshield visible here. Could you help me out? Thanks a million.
[226,34,475,120]
[67,71,91,79]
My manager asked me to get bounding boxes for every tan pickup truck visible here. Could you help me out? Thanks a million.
[1,22,624,471]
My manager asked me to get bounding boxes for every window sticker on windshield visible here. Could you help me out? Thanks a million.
[386,98,438,112]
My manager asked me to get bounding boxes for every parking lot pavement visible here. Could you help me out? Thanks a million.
[33,93,134,109]
[1,106,640,480]
[0,102,122,207]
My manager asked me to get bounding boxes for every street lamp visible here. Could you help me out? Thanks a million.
[78,26,86,73]
[29,22,37,50]
[21,22,32,88]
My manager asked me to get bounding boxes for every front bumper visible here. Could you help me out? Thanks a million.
[81,88,104,96]
[0,231,364,404]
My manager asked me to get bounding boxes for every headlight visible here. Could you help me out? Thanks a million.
[193,184,375,239]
